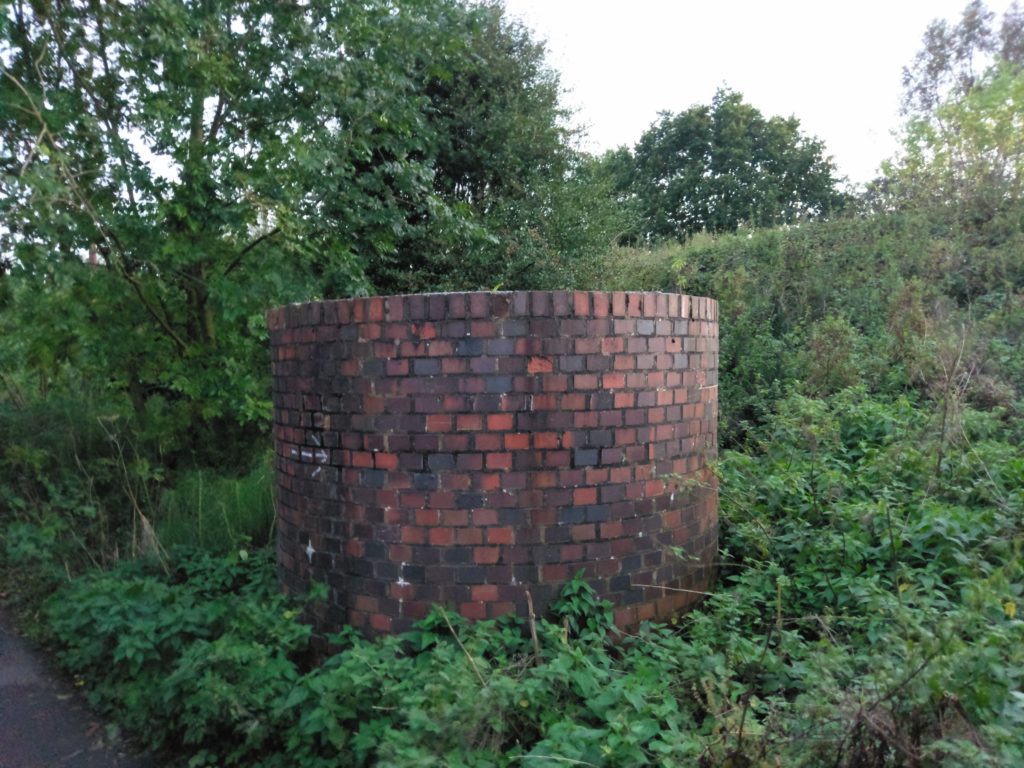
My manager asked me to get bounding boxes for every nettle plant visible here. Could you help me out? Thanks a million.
[38,390,1024,767]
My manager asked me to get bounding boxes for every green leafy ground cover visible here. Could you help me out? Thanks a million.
[8,389,1019,767]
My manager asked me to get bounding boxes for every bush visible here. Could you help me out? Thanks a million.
[37,391,1024,767]
[591,243,685,292]
[668,213,1024,445]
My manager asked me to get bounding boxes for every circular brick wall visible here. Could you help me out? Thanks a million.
[268,291,718,637]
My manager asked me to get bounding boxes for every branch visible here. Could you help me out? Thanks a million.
[2,66,187,355]
[122,272,189,354]
[207,93,227,146]
[440,607,487,687]
[223,226,281,276]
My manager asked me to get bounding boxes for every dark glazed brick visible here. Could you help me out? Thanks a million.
[573,448,600,467]
[427,454,456,471]
[412,358,441,376]
[456,338,484,356]
[503,318,529,336]
[457,492,486,509]
[485,376,514,393]
[413,473,439,491]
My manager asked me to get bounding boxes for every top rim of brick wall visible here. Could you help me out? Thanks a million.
[268,291,717,330]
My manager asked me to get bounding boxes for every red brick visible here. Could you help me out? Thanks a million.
[479,473,503,491]
[573,487,597,505]
[428,527,454,546]
[486,413,514,431]
[542,375,568,392]
[452,527,480,547]
[602,373,626,389]
[614,607,637,628]
[528,356,554,374]
[401,526,426,544]
[471,585,499,602]
[350,450,374,468]
[442,510,470,527]
[457,414,483,431]
[346,540,365,557]
[487,526,514,545]
[386,359,409,376]
[474,547,501,564]
[354,595,379,613]
[571,524,596,541]
[504,432,530,450]
[601,521,625,538]
[542,563,571,581]
[390,582,416,600]
[426,414,452,432]
[489,602,516,618]
[459,602,488,620]
[533,432,560,449]
[374,453,399,470]
[472,509,498,526]
[573,292,590,316]
[486,452,512,470]
[611,292,627,315]
[611,537,636,556]
[561,544,584,561]
[470,320,497,337]
[475,433,503,451]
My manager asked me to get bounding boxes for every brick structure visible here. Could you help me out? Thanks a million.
[268,291,718,637]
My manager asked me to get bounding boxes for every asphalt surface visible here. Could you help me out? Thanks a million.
[0,607,150,768]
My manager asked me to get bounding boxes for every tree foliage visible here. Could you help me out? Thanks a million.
[880,1,1024,240]
[900,0,1024,121]
[369,3,627,293]
[611,88,846,242]
[0,0,601,466]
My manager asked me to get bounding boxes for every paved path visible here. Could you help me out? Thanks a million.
[0,608,149,768]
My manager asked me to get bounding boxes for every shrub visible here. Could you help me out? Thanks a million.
[38,391,1024,767]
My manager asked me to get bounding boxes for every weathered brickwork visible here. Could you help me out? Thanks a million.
[268,291,718,637]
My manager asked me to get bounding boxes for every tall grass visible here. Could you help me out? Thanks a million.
[155,461,276,552]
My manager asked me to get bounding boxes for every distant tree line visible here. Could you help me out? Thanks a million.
[603,88,848,242]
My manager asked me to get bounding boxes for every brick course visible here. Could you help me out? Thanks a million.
[269,291,718,637]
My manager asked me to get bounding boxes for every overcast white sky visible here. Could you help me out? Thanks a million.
[501,0,1018,186]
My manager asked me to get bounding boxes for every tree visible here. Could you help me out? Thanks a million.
[0,0,592,466]
[1,0,448,464]
[891,63,1024,223]
[369,1,628,293]
[900,0,1023,122]
[875,1,1024,303]
[883,2,1024,224]
[612,88,845,242]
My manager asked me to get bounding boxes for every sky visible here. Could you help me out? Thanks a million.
[501,0,1018,186]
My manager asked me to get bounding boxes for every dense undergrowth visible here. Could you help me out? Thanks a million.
[5,389,1020,767]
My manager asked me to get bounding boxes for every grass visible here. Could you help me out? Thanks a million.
[155,461,276,553]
